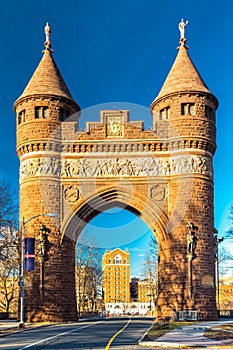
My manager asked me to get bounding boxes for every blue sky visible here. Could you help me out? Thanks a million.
[1,0,233,275]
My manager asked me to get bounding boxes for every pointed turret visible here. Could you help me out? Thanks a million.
[151,20,216,111]
[14,22,80,111]
[150,20,218,154]
[15,23,80,151]
[151,41,211,109]
[18,46,75,101]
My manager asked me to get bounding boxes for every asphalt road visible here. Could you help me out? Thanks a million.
[0,317,154,350]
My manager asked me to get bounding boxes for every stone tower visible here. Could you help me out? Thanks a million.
[150,31,218,319]
[14,25,80,321]
[15,22,218,322]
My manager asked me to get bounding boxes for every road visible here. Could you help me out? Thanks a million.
[0,317,154,350]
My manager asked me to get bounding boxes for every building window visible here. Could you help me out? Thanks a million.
[205,105,213,119]
[114,254,122,264]
[35,106,49,119]
[18,109,25,124]
[160,107,170,120]
[109,259,111,264]
[181,103,195,116]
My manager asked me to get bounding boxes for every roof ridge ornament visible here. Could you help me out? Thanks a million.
[178,18,189,49]
[44,22,52,50]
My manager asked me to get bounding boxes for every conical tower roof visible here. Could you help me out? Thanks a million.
[15,23,79,109]
[151,37,212,110]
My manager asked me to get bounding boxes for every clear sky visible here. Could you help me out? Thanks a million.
[1,0,233,275]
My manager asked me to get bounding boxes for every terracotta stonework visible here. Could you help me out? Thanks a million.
[15,29,218,322]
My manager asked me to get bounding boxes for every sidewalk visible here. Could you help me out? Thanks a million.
[0,319,51,335]
[139,319,233,349]
[0,319,19,332]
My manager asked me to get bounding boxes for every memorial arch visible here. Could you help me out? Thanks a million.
[62,186,169,243]
[15,23,218,322]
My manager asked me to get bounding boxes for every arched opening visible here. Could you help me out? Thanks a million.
[61,186,170,319]
[75,206,159,317]
[62,186,169,243]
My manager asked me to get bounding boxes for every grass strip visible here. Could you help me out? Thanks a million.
[145,321,197,341]
[204,324,233,341]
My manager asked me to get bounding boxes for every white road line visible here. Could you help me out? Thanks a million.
[17,321,102,350]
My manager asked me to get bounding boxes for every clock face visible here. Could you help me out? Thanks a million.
[150,184,166,201]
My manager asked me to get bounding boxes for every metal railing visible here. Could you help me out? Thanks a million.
[173,309,199,321]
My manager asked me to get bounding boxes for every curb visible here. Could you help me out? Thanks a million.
[139,341,233,349]
[0,322,56,337]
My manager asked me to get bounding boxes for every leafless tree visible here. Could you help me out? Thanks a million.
[75,240,102,317]
[0,181,17,227]
[140,235,158,309]
[218,205,233,275]
[226,204,233,239]
[218,245,233,277]
[141,235,158,282]
[0,180,19,314]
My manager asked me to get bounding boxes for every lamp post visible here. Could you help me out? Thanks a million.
[19,213,57,328]
[214,229,224,312]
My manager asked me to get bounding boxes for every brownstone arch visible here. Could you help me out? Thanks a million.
[62,186,169,242]
[15,27,218,322]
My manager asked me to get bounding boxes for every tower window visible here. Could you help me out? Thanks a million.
[35,106,49,119]
[181,103,195,116]
[18,109,25,124]
[60,108,71,121]
[160,107,170,120]
[205,105,213,119]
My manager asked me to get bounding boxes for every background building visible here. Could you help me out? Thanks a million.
[219,276,233,314]
[102,248,130,313]
[138,279,157,315]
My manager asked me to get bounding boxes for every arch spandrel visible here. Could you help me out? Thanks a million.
[61,185,170,244]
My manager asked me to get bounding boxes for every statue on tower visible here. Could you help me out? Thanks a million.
[44,22,52,43]
[186,221,197,259]
[178,19,188,41]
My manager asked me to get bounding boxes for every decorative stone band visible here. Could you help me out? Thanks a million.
[16,139,216,157]
[20,154,213,179]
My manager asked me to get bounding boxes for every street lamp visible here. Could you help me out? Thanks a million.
[19,213,57,328]
[214,229,224,312]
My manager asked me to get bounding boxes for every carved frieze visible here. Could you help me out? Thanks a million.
[20,154,213,179]
[20,157,61,177]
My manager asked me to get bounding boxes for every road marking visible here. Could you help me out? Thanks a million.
[105,318,131,350]
[17,321,102,350]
